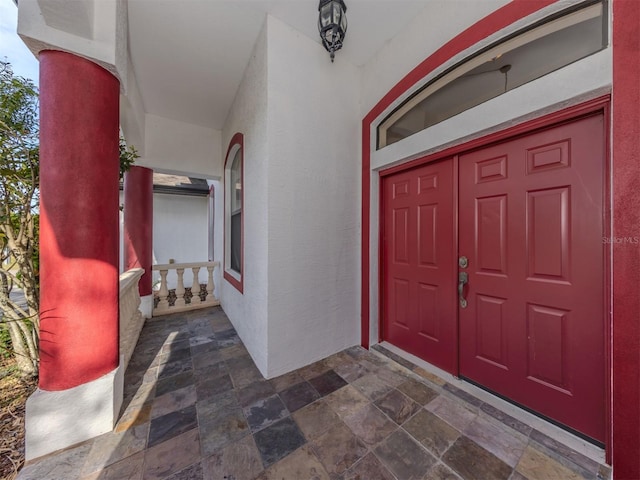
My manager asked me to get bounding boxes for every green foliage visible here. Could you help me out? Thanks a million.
[119,136,139,178]
[0,60,39,287]
[0,61,40,376]
[0,59,39,265]
[0,62,38,136]
[0,60,39,219]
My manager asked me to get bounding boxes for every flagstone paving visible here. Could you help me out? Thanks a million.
[18,307,611,480]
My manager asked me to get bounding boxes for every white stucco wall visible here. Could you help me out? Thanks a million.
[18,0,128,89]
[119,191,210,289]
[220,16,361,378]
[360,0,510,116]
[211,179,223,305]
[152,193,209,265]
[120,58,147,155]
[220,22,270,375]
[264,16,360,377]
[140,114,222,179]
[152,193,209,288]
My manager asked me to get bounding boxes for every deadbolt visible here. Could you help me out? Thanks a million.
[458,256,469,269]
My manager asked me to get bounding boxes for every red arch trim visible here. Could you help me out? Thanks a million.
[360,0,556,349]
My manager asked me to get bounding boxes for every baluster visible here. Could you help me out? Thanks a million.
[191,267,202,304]
[205,265,215,303]
[157,269,169,311]
[175,268,186,307]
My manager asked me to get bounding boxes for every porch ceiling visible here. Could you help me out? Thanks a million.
[127,0,432,130]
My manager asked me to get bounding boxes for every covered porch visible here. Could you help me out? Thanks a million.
[10,0,640,478]
[18,306,608,480]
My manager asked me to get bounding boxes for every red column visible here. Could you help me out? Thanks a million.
[39,51,120,391]
[123,166,153,296]
[612,0,640,478]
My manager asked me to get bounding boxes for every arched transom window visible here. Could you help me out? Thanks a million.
[377,1,606,149]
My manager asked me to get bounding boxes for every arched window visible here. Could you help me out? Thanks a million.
[224,133,243,292]
[377,1,606,149]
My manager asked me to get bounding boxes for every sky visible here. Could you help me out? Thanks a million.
[0,0,40,84]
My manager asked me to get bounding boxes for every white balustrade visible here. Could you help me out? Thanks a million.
[152,261,220,316]
[191,267,202,305]
[119,268,145,370]
[175,268,186,307]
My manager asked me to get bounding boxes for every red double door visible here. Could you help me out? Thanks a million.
[382,114,605,442]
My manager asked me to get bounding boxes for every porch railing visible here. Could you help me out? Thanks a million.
[119,268,145,370]
[152,261,220,316]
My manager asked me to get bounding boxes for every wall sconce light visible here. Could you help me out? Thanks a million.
[318,0,347,62]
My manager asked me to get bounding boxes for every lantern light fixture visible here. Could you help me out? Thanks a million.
[318,0,347,62]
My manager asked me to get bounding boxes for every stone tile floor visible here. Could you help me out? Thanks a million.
[19,307,611,480]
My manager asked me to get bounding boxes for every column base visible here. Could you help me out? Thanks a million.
[25,361,124,461]
[140,294,154,318]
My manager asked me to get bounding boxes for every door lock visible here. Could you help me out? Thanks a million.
[458,256,469,269]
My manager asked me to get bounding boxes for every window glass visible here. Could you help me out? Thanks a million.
[378,2,606,149]
[230,150,242,214]
[229,149,242,274]
[230,211,241,273]
[224,134,244,291]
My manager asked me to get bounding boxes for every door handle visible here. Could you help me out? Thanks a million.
[458,272,468,309]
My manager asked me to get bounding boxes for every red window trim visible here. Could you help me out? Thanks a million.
[224,132,244,293]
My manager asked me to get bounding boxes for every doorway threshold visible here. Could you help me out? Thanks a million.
[374,341,609,474]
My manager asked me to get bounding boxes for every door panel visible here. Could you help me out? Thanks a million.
[458,114,605,442]
[381,114,605,442]
[382,159,456,374]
